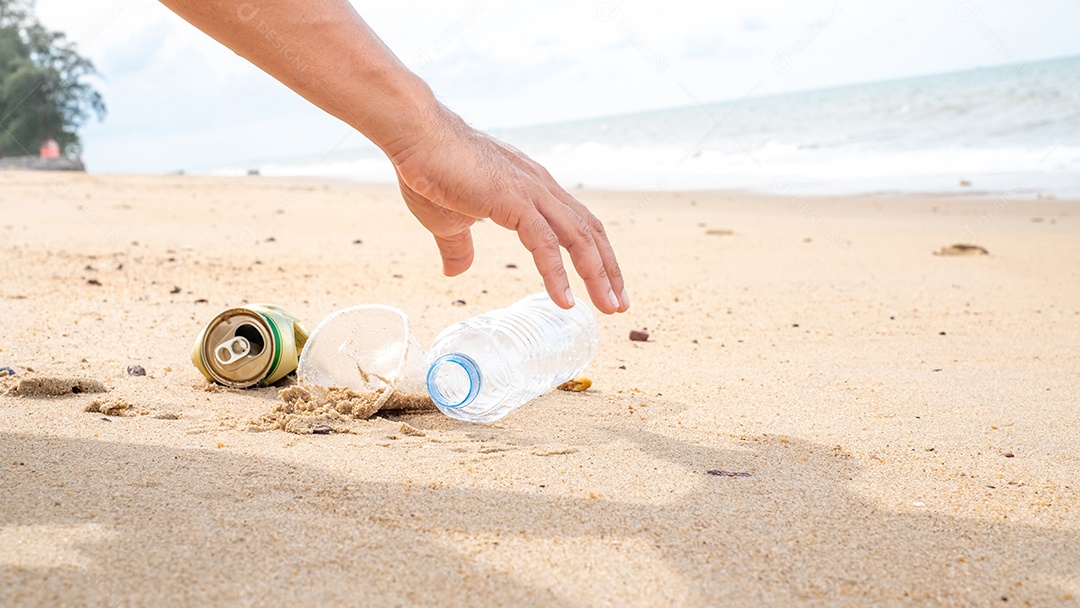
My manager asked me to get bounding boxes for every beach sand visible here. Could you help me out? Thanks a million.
[1,171,1078,606]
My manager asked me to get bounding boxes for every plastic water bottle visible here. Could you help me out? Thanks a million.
[426,292,599,423]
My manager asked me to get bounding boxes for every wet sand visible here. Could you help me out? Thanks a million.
[1,172,1078,606]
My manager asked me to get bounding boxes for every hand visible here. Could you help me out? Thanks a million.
[391,108,629,314]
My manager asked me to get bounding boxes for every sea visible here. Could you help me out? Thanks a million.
[221,55,1080,198]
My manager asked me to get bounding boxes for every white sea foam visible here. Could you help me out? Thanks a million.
[212,56,1080,198]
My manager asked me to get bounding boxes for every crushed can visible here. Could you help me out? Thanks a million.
[192,304,309,388]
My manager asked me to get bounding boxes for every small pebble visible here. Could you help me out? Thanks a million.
[0,366,15,377]
[352,239,363,244]
[452,299,467,306]
[913,501,926,508]
[312,426,332,435]
[170,286,181,294]
[629,330,649,342]
[126,365,147,377]
[87,278,102,286]
[194,298,208,304]
[505,263,517,269]
[1002,452,1015,458]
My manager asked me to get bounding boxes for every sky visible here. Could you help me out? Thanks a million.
[29,0,1080,173]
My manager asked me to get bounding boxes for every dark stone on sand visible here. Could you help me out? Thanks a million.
[935,243,989,256]
[707,470,752,478]
[629,330,649,342]
[126,365,147,377]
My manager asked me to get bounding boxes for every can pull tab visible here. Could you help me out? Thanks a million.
[215,336,251,366]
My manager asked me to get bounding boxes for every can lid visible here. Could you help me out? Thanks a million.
[199,309,275,388]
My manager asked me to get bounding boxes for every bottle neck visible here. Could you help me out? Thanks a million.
[426,353,482,409]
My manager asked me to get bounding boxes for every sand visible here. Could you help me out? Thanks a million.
[261,384,435,434]
[1,171,1078,606]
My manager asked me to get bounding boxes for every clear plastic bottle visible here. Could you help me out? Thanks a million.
[426,292,599,423]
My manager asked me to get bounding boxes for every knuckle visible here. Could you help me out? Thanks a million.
[530,218,560,250]
[589,216,608,238]
[606,260,624,281]
[568,217,595,247]
[546,264,569,281]
[584,259,607,280]
[444,251,472,264]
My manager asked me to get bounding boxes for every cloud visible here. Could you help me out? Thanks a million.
[741,17,767,33]
[683,35,726,59]
[99,22,168,77]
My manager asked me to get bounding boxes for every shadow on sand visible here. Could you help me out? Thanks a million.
[1,427,1076,606]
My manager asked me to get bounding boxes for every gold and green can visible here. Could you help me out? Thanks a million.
[191,304,309,388]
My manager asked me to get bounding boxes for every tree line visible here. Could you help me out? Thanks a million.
[0,0,105,157]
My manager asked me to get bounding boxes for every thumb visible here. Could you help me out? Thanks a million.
[434,229,474,276]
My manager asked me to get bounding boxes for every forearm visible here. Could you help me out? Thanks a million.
[158,0,443,157]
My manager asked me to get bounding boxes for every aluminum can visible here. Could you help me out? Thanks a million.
[192,304,309,388]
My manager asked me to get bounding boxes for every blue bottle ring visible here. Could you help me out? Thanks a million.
[426,353,482,409]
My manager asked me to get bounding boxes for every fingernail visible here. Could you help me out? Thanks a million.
[619,287,630,309]
[607,289,619,310]
[564,288,575,306]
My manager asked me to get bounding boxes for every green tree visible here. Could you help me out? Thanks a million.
[0,0,105,157]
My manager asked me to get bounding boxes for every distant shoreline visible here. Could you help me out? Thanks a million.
[0,156,85,171]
